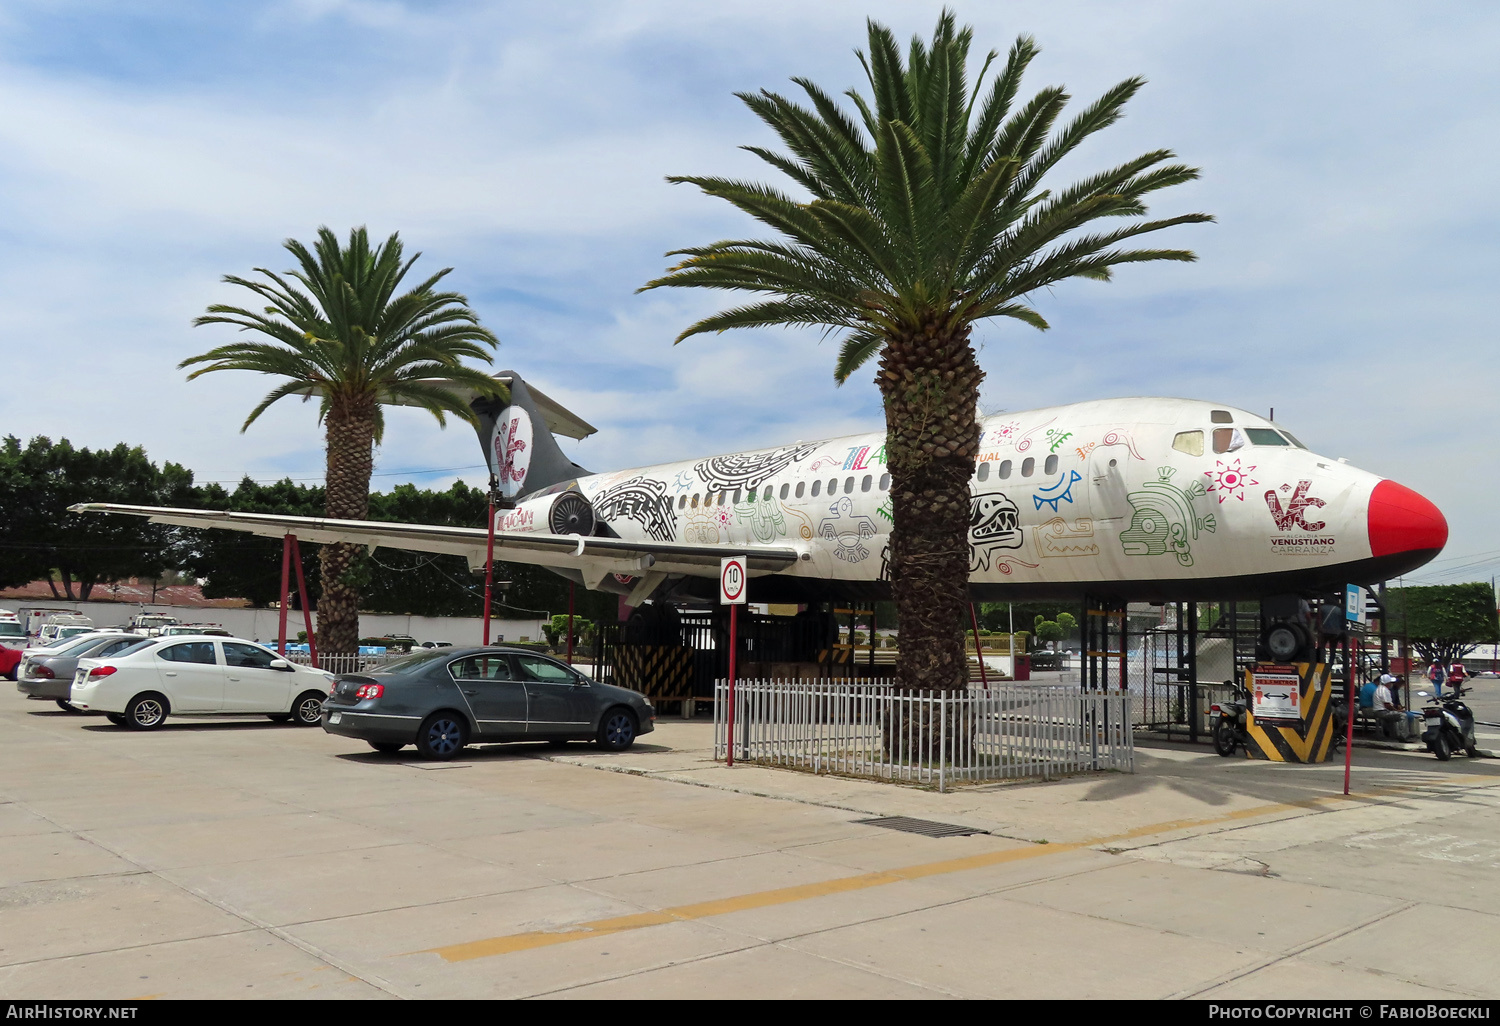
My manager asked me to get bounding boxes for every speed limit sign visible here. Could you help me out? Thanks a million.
[720,556,747,605]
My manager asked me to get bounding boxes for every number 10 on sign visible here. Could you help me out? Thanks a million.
[721,557,747,767]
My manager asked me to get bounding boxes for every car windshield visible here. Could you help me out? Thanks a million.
[373,649,455,674]
[0,623,24,638]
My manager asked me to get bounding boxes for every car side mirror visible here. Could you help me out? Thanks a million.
[270,659,292,671]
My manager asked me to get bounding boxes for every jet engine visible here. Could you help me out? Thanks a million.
[548,491,596,536]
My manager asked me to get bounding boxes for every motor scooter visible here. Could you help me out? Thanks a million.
[1211,680,1249,757]
[1417,681,1478,761]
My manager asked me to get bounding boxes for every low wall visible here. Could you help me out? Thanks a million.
[2,599,545,647]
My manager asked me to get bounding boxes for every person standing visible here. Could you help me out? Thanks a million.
[1429,659,1446,698]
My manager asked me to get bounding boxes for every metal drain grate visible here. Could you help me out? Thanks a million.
[853,816,987,838]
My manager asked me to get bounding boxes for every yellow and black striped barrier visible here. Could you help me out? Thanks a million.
[615,644,696,703]
[1244,662,1336,763]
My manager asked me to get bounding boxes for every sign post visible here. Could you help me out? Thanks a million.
[720,556,747,767]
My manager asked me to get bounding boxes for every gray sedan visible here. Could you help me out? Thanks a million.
[17,633,147,712]
[321,646,656,760]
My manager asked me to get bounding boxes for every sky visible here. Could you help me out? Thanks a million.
[0,0,1495,586]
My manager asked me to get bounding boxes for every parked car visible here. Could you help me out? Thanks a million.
[17,633,148,711]
[418,641,453,649]
[159,624,232,637]
[127,614,180,636]
[321,646,655,760]
[0,613,26,681]
[69,634,338,730]
[37,617,95,646]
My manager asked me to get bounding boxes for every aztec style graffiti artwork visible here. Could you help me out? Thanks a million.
[969,491,1024,572]
[1038,517,1099,558]
[1119,467,1217,567]
[1034,470,1083,513]
[1015,419,1055,453]
[1045,428,1073,453]
[590,476,677,543]
[1206,459,1258,504]
[696,443,819,491]
[734,497,787,544]
[1098,429,1145,461]
[781,502,814,540]
[818,497,877,563]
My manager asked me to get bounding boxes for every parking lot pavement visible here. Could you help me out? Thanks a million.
[3,695,1499,1000]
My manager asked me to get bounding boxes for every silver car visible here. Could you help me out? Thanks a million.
[18,633,147,712]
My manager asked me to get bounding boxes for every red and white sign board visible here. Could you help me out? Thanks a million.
[1251,666,1302,726]
[720,556,747,605]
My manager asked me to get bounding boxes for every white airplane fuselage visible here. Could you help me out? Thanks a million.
[505,397,1446,602]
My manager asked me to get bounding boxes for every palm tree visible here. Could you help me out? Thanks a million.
[642,12,1211,691]
[182,226,501,654]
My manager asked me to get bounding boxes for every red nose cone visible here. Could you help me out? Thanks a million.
[1368,480,1447,558]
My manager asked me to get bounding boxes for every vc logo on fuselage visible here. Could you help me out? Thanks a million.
[1265,481,1325,532]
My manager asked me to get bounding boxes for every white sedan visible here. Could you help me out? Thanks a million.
[70,635,337,730]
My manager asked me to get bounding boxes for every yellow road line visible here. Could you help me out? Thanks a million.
[418,773,1497,963]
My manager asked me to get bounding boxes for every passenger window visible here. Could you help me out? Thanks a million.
[811,480,821,497]
[879,473,890,490]
[999,460,1012,480]
[449,656,514,681]
[1044,454,1058,475]
[1211,410,1233,424]
[844,477,855,494]
[515,655,576,684]
[160,642,216,665]
[795,482,804,498]
[1172,430,1204,457]
[732,489,742,503]
[717,492,726,506]
[976,462,990,482]
[678,495,687,510]
[224,643,276,669]
[1212,428,1245,454]
[691,494,699,509]
[779,483,789,500]
[1021,457,1034,477]
[861,475,872,492]
[1245,428,1291,446]
[827,479,837,495]
[763,486,772,500]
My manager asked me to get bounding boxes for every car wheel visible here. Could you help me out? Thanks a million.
[368,741,404,754]
[291,691,325,727]
[416,713,468,761]
[125,693,169,731]
[597,707,638,751]
[55,699,83,714]
[105,713,128,727]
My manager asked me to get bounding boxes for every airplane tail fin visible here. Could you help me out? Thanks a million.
[470,372,592,502]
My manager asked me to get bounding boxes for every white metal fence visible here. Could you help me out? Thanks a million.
[284,651,402,676]
[713,678,1133,791]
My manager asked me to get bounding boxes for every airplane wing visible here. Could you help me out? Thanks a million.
[68,503,803,580]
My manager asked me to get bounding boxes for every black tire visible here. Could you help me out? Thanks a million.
[55,699,82,714]
[415,712,468,761]
[1466,744,1481,758]
[125,693,169,731]
[105,712,128,727]
[1262,623,1308,663]
[368,741,404,754]
[290,691,325,727]
[1212,718,1238,757]
[1431,733,1452,761]
[267,713,292,723]
[597,707,638,752]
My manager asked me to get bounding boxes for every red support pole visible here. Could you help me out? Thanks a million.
[483,497,496,646]
[277,534,291,657]
[566,582,575,666]
[289,535,317,669]
[969,603,989,688]
[727,602,738,768]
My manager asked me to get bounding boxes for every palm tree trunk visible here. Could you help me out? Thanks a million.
[319,401,375,655]
[878,316,984,693]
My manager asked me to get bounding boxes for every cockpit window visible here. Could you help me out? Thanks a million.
[1172,430,1204,457]
[1245,428,1291,446]
[1210,410,1233,424]
[1278,430,1308,449]
[1213,428,1245,454]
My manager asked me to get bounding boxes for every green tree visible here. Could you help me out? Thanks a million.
[1386,583,1500,669]
[0,436,196,598]
[642,12,1209,690]
[182,477,326,608]
[181,226,501,653]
